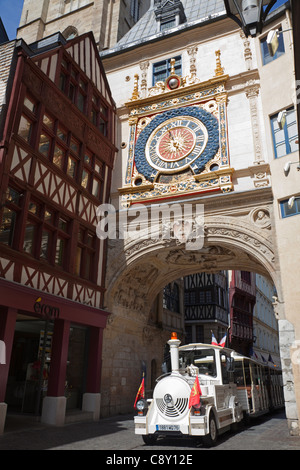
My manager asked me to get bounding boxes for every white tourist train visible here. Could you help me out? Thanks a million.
[134,332,284,447]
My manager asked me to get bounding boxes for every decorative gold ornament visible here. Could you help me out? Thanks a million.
[215,50,225,77]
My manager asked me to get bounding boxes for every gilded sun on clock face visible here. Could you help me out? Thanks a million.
[145,115,208,174]
[158,127,195,162]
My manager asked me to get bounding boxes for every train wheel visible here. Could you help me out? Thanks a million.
[202,413,218,447]
[142,434,158,445]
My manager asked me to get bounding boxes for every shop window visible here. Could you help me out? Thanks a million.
[271,107,299,158]
[153,56,181,85]
[261,27,285,65]
[66,325,88,410]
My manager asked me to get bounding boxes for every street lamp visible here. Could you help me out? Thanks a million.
[224,0,277,38]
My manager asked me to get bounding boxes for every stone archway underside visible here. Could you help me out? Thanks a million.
[105,205,281,318]
[99,192,288,418]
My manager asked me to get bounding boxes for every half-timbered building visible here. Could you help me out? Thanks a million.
[0,31,117,431]
[229,271,256,357]
[184,272,229,345]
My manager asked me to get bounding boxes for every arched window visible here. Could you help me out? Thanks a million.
[62,26,79,40]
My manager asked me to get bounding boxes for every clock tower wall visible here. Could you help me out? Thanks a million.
[17,0,151,50]
[103,31,266,202]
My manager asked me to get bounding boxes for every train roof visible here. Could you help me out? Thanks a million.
[179,342,233,355]
[178,343,281,370]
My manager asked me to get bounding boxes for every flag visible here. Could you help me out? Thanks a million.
[261,354,267,363]
[219,334,227,348]
[268,354,274,364]
[189,375,202,409]
[134,376,145,409]
[211,332,218,346]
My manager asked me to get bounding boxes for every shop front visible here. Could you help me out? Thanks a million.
[0,278,109,432]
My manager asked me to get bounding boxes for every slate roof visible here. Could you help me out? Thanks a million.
[102,0,226,56]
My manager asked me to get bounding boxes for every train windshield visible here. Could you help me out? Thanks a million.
[179,348,217,377]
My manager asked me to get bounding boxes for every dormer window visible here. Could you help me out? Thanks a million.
[154,0,186,32]
[160,19,176,32]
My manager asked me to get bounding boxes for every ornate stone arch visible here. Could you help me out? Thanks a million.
[105,209,282,319]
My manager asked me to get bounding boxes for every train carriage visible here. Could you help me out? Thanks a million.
[134,333,284,446]
[232,352,284,418]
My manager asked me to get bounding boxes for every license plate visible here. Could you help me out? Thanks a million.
[156,424,180,431]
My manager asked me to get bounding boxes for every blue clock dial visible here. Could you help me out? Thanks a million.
[134,106,219,182]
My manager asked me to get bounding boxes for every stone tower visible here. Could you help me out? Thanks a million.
[17,0,150,50]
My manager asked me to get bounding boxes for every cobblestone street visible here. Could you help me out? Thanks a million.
[0,410,299,452]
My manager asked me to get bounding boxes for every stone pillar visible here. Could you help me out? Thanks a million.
[41,319,70,426]
[0,307,17,434]
[82,327,104,420]
[278,319,299,435]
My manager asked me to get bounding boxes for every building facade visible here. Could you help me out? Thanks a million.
[99,0,300,433]
[0,31,116,432]
[229,271,256,357]
[17,0,150,51]
[184,272,229,345]
[2,0,300,436]
[253,273,281,367]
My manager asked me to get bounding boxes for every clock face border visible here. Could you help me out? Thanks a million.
[145,115,209,172]
[134,106,219,182]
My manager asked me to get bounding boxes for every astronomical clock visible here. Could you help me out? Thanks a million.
[119,52,233,207]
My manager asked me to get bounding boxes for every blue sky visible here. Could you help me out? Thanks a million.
[0,0,24,39]
[0,0,289,41]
